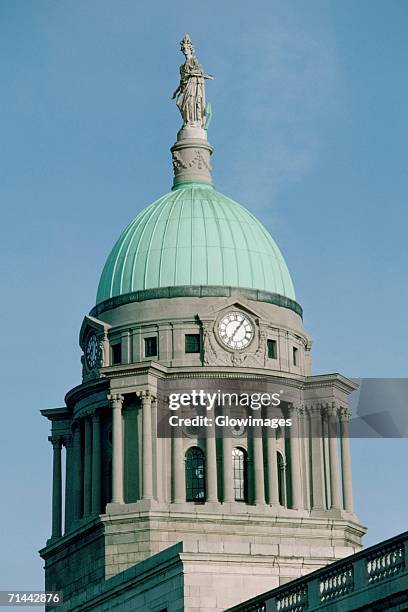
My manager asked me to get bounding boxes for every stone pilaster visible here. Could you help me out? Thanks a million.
[138,390,154,500]
[108,393,124,504]
[91,412,102,515]
[289,406,303,510]
[222,427,234,503]
[63,435,73,533]
[326,404,342,510]
[83,416,92,517]
[339,407,354,513]
[50,435,63,539]
[72,420,83,521]
[308,405,325,510]
[205,420,218,502]
[253,425,265,505]
[171,428,185,503]
[266,428,280,506]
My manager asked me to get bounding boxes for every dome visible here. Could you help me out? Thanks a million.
[96,183,295,306]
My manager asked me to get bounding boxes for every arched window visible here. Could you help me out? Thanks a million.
[185,447,206,502]
[232,447,248,502]
[277,451,287,507]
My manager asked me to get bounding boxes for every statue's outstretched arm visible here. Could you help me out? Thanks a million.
[172,85,180,99]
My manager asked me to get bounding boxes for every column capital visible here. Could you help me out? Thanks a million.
[92,411,101,423]
[136,388,156,402]
[323,402,339,419]
[305,403,323,416]
[108,393,124,406]
[295,404,305,418]
[62,434,73,448]
[49,435,63,449]
[338,406,352,422]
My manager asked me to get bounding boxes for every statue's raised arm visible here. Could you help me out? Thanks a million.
[172,34,213,129]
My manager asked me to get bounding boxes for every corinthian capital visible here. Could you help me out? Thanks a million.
[338,406,352,422]
[108,393,124,407]
[49,435,63,449]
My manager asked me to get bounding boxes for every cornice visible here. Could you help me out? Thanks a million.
[65,377,109,409]
[89,285,303,319]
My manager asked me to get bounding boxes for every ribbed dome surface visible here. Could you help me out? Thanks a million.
[96,183,295,305]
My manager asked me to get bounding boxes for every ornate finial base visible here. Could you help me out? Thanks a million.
[171,130,213,187]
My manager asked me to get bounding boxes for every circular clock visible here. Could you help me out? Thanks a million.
[85,333,99,370]
[217,311,254,350]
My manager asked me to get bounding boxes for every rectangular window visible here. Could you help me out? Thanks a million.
[293,347,298,366]
[185,333,201,354]
[112,343,122,365]
[267,339,277,359]
[144,336,157,358]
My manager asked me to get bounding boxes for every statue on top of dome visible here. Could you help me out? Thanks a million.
[172,34,213,130]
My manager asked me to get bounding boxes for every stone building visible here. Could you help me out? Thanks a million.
[40,37,366,611]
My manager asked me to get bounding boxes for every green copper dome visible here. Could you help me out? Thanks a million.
[96,183,295,305]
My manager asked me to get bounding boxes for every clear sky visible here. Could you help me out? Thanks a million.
[1,0,407,596]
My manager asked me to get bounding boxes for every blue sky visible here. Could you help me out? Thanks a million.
[0,0,407,595]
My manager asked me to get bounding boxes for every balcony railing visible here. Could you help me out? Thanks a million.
[226,531,408,612]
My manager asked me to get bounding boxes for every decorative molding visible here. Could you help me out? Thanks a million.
[90,285,303,319]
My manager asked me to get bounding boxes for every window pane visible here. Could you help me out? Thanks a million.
[185,334,201,353]
[186,447,206,502]
[144,336,157,358]
[232,447,247,502]
[267,339,277,359]
[293,347,298,366]
[112,343,122,365]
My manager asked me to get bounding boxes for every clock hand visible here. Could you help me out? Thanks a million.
[232,319,245,341]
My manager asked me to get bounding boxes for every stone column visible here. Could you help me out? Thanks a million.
[63,435,73,533]
[139,390,154,500]
[91,412,102,515]
[253,425,265,505]
[266,429,280,506]
[326,405,341,510]
[205,421,218,502]
[172,429,185,503]
[72,420,83,520]
[309,405,325,510]
[289,406,303,510]
[339,407,354,513]
[109,393,124,504]
[83,416,92,516]
[222,428,234,503]
[50,436,62,539]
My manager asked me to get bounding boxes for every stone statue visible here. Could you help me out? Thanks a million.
[172,34,213,129]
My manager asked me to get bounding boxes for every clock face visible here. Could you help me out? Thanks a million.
[217,311,254,350]
[85,333,99,370]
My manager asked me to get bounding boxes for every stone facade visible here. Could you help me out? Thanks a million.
[40,290,366,611]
